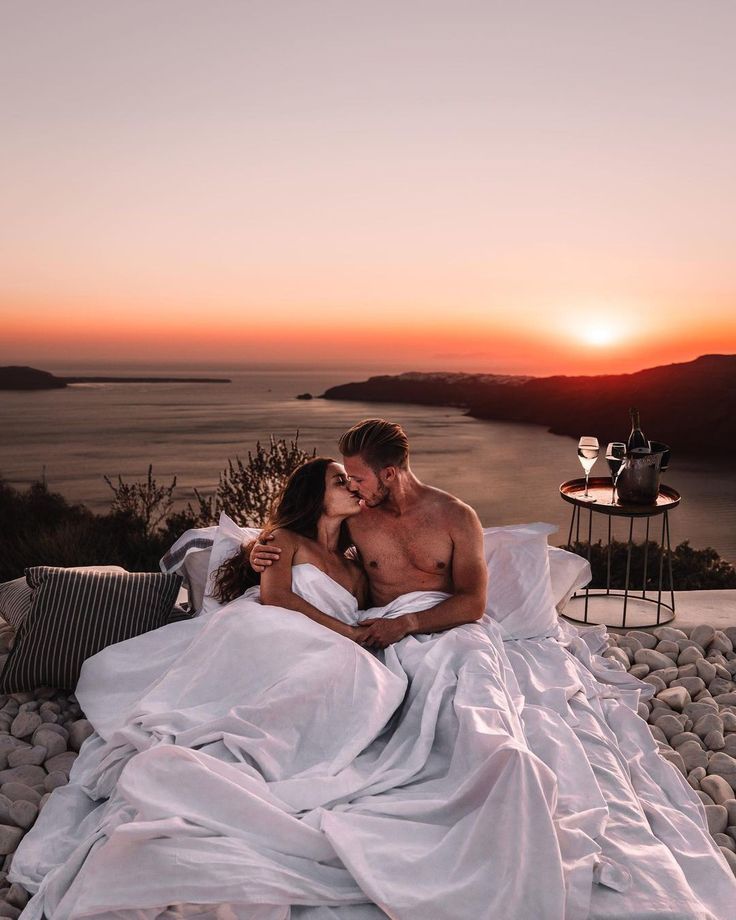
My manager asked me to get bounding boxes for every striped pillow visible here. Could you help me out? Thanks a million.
[0,577,32,629]
[0,567,182,693]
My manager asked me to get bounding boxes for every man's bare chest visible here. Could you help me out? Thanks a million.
[351,513,453,576]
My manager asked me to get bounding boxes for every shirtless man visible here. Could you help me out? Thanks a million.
[252,418,488,649]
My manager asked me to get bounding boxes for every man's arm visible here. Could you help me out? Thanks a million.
[359,504,488,649]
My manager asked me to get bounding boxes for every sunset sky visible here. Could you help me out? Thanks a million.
[2,1,735,375]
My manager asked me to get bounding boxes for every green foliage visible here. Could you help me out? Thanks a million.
[563,539,736,591]
[104,465,177,538]
[189,434,315,527]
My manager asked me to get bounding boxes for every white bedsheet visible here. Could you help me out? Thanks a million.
[11,565,736,920]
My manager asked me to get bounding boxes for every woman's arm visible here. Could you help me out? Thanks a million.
[259,531,360,640]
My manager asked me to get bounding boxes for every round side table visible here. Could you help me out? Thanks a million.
[559,477,681,629]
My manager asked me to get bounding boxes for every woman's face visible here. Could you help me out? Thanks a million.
[322,462,363,519]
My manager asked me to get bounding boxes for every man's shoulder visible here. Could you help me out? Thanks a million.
[418,484,478,522]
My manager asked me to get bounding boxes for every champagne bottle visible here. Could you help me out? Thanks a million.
[627,407,649,452]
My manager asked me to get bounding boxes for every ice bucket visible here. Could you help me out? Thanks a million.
[616,445,669,505]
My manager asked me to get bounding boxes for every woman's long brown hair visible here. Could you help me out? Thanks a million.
[210,457,352,604]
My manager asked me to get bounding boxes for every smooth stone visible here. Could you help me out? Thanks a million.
[7,745,46,768]
[0,795,11,824]
[671,676,706,696]
[0,826,23,857]
[0,764,46,787]
[9,711,41,740]
[650,709,685,728]
[725,736,736,757]
[618,635,643,653]
[672,732,704,749]
[687,766,707,790]
[43,771,68,793]
[654,714,687,740]
[698,790,715,807]
[0,783,41,805]
[725,627,736,647]
[656,687,690,711]
[656,640,680,658]
[701,774,735,806]
[44,751,77,776]
[722,711,736,732]
[709,752,736,783]
[694,689,714,702]
[659,748,686,776]
[715,692,736,707]
[33,722,68,741]
[719,846,736,874]
[677,663,698,679]
[712,631,734,655]
[705,730,726,751]
[678,638,705,654]
[644,675,667,694]
[650,698,670,711]
[603,648,630,668]
[678,647,704,666]
[630,664,650,680]
[0,902,21,919]
[68,720,93,753]
[727,801,736,826]
[705,803,729,834]
[713,662,732,679]
[697,659,718,683]
[709,678,735,696]
[694,713,724,739]
[714,833,736,853]
[8,798,37,830]
[679,741,709,771]
[691,624,716,649]
[729,826,736,845]
[654,626,689,643]
[4,882,29,909]
[628,630,657,649]
[637,702,650,720]
[634,649,676,671]
[32,729,66,760]
[684,700,719,720]
[650,667,679,685]
[649,725,668,745]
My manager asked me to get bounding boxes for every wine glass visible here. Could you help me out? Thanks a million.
[606,441,627,504]
[577,437,599,500]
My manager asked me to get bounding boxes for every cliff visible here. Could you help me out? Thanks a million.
[323,355,736,454]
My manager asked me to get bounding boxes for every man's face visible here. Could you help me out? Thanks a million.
[343,454,390,507]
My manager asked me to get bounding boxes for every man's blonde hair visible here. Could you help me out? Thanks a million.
[338,419,409,472]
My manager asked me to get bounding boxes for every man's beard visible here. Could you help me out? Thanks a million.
[363,481,390,507]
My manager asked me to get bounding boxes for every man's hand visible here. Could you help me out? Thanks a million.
[250,534,282,573]
[358,614,418,650]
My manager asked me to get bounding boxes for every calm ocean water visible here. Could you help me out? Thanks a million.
[2,364,735,564]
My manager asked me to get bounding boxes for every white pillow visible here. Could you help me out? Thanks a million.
[548,545,591,613]
[159,525,217,615]
[482,523,562,640]
[201,513,260,616]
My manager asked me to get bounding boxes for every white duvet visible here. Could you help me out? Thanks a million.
[11,564,736,920]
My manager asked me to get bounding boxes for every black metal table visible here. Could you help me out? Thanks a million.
[560,477,681,629]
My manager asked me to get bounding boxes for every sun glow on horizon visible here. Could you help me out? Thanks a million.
[580,324,622,348]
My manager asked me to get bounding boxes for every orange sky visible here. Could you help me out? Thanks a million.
[2,2,735,376]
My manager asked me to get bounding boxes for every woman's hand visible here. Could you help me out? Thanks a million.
[250,534,282,573]
[357,614,419,650]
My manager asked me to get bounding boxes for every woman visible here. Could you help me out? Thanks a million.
[211,457,369,640]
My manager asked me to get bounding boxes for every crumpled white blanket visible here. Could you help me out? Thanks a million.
[10,565,736,920]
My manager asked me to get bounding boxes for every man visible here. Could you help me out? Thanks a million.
[252,418,488,649]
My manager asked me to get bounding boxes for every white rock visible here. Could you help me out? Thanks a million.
[696,659,718,683]
[690,624,716,649]
[9,710,41,739]
[705,730,726,751]
[628,630,657,649]
[656,687,690,711]
[705,803,729,834]
[701,775,735,806]
[0,826,23,855]
[8,797,38,830]
[671,676,706,696]
[634,649,676,671]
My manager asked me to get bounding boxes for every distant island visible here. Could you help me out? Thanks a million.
[0,366,231,390]
[322,354,736,455]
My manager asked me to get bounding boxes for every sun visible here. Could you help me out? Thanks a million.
[580,324,620,347]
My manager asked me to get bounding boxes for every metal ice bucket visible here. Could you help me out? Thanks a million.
[617,446,668,505]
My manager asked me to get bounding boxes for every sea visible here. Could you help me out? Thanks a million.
[2,363,735,565]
